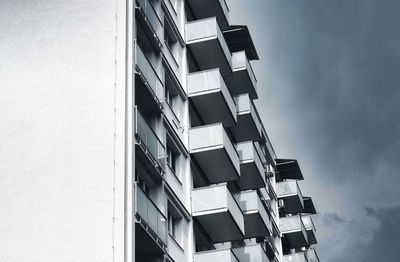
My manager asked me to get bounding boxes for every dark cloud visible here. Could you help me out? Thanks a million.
[228,0,400,261]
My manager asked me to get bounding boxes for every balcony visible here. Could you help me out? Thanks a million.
[283,252,308,262]
[275,159,304,181]
[230,94,262,142]
[186,0,230,30]
[234,190,271,238]
[134,107,165,181]
[233,243,269,262]
[194,248,239,262]
[235,141,265,190]
[192,184,245,242]
[302,216,317,245]
[135,184,168,253]
[280,216,308,249]
[188,69,237,127]
[189,123,240,183]
[136,0,163,49]
[135,42,165,113]
[225,51,258,99]
[276,180,304,214]
[186,17,232,77]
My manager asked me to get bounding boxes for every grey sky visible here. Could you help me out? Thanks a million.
[228,0,400,261]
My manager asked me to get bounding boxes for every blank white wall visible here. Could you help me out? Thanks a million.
[0,0,123,261]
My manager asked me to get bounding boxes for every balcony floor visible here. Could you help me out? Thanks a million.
[237,162,265,190]
[195,211,244,243]
[244,212,270,238]
[192,147,239,183]
[188,40,232,77]
[190,91,236,127]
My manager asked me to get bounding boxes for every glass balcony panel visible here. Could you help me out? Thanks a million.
[283,252,308,262]
[189,123,224,152]
[280,216,302,233]
[194,248,239,262]
[233,243,269,262]
[186,18,217,43]
[135,43,165,104]
[136,185,168,245]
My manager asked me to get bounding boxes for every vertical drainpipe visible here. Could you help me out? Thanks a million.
[124,0,136,262]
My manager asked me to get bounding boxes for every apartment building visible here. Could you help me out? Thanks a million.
[0,0,318,261]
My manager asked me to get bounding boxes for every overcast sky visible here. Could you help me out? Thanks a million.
[228,1,400,261]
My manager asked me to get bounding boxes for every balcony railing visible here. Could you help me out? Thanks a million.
[283,252,308,262]
[134,107,166,171]
[136,0,163,43]
[233,243,269,262]
[135,183,168,246]
[194,248,239,262]
[135,42,165,104]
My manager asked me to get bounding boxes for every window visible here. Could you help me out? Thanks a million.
[166,145,177,173]
[168,201,184,247]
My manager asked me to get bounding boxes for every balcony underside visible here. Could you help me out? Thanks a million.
[280,195,304,214]
[237,162,265,190]
[225,69,257,99]
[188,40,232,77]
[135,143,164,185]
[195,211,244,243]
[135,74,163,114]
[136,221,165,256]
[282,231,308,249]
[306,230,317,246]
[231,113,262,142]
[243,212,270,238]
[190,91,236,127]
[187,0,229,30]
[192,148,239,184]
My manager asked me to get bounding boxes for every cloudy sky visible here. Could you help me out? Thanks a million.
[228,0,400,261]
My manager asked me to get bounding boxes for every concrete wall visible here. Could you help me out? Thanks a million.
[0,1,127,261]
